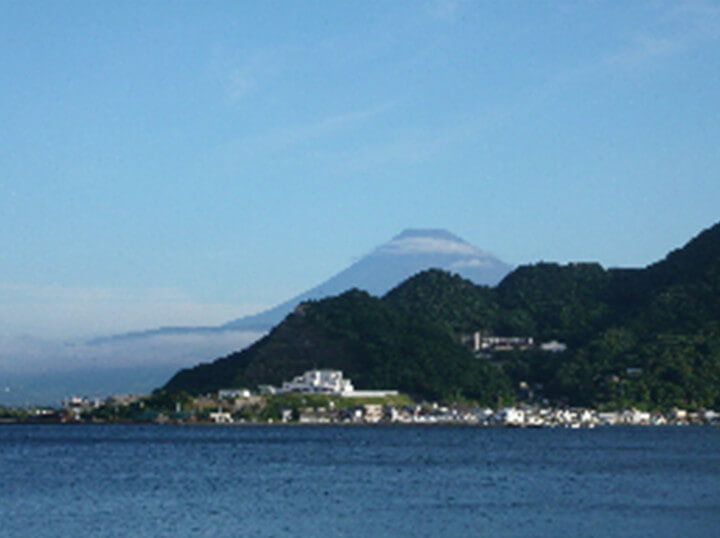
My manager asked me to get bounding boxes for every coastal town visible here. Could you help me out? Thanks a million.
[2,369,718,428]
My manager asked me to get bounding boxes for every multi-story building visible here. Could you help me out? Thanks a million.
[280,369,355,395]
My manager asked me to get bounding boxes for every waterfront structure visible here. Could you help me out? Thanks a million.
[209,410,233,424]
[496,407,525,426]
[363,404,384,423]
[35,391,720,426]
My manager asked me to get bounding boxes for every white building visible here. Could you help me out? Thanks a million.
[496,407,525,426]
[209,410,234,424]
[540,340,567,353]
[467,332,535,352]
[280,369,355,395]
[271,369,397,398]
[622,408,651,425]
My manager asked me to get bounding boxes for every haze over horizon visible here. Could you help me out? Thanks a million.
[3,1,720,348]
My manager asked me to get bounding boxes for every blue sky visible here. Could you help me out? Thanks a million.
[2,0,720,341]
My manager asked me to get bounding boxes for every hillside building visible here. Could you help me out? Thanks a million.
[280,369,355,395]
[272,369,398,398]
[464,331,535,352]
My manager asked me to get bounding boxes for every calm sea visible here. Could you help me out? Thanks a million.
[0,425,718,537]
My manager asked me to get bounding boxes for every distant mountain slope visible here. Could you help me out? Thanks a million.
[99,229,512,340]
[221,229,511,332]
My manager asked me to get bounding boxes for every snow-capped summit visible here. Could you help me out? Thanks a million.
[378,229,485,256]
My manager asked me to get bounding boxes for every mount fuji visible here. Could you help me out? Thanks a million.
[220,229,511,332]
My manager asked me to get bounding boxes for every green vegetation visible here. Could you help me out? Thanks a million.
[259,393,414,422]
[61,392,415,424]
[0,406,30,420]
[163,220,720,410]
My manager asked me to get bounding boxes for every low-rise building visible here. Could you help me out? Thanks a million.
[540,340,567,353]
[496,407,525,426]
[340,389,399,398]
[623,408,651,425]
[363,404,384,423]
[464,332,535,352]
[209,410,234,424]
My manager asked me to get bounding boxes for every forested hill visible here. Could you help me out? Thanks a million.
[163,288,513,404]
[163,221,720,409]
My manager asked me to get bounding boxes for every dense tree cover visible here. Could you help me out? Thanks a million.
[164,221,720,409]
[494,221,720,409]
[0,406,30,419]
[384,269,499,334]
[258,392,414,422]
[495,262,613,345]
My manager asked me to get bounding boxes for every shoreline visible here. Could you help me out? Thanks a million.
[1,418,716,428]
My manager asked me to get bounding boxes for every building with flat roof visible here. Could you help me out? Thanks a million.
[280,369,355,395]
[273,369,398,398]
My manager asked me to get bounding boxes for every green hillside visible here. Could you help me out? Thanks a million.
[163,221,720,409]
[164,288,513,404]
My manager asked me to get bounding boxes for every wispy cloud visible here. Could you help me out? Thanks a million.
[0,329,265,374]
[485,1,720,128]
[378,236,481,256]
[449,259,493,270]
[309,115,485,177]
[210,45,298,102]
[0,283,267,340]
[257,103,395,148]
[226,51,281,101]
[575,0,720,77]
[211,102,396,162]
[666,0,720,40]
[600,35,687,70]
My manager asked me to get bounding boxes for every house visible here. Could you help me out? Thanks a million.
[209,410,234,424]
[622,408,650,425]
[496,407,525,426]
[597,412,621,425]
[363,404,384,423]
[298,407,333,423]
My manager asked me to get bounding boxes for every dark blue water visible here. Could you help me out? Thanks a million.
[1,425,718,537]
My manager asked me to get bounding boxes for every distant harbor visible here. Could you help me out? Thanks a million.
[3,369,718,428]
[4,401,718,428]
